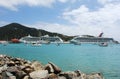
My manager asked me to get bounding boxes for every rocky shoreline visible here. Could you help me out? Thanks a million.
[0,54,104,79]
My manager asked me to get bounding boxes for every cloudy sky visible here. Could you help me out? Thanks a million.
[0,0,120,41]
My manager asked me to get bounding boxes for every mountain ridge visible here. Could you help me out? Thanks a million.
[0,23,74,41]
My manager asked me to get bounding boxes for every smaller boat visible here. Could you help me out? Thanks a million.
[99,42,108,47]
[11,38,20,43]
[71,41,81,45]
[31,43,41,46]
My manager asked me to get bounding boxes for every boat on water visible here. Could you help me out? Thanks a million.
[11,38,20,43]
[70,40,81,45]
[98,42,108,47]
[31,43,41,46]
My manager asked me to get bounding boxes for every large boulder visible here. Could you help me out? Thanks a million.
[45,62,61,74]
[0,64,8,73]
[0,60,5,66]
[6,66,26,79]
[31,61,44,71]
[7,61,15,67]
[0,75,2,79]
[49,73,58,79]
[59,70,86,79]
[2,71,16,79]
[23,75,30,79]
[86,73,104,79]
[22,66,34,74]
[29,70,48,79]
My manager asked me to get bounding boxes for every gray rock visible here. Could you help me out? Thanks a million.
[0,75,2,79]
[23,75,30,79]
[29,70,48,79]
[8,76,16,79]
[0,60,5,66]
[1,71,7,79]
[49,73,58,79]
[31,61,44,71]
[6,66,26,79]
[45,62,61,74]
[6,72,13,76]
[22,66,34,74]
[2,71,16,79]
[59,70,86,79]
[0,65,8,73]
[58,76,66,79]
[86,73,104,79]
[16,71,26,79]
[7,66,19,73]
[7,61,15,67]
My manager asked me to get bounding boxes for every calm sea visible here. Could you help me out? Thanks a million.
[0,43,120,79]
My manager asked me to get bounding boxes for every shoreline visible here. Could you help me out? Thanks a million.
[0,54,104,79]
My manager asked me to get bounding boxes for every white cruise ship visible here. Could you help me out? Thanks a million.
[19,35,40,44]
[19,35,63,44]
[70,33,114,44]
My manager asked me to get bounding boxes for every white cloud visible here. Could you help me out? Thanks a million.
[0,0,78,11]
[63,4,120,25]
[0,0,67,11]
[61,2,120,41]
[58,0,68,3]
[97,0,120,5]
[28,22,76,36]
[58,0,77,3]
[29,22,102,37]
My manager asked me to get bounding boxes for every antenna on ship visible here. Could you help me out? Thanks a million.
[98,32,103,37]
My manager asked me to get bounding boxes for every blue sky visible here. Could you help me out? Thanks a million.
[0,0,120,41]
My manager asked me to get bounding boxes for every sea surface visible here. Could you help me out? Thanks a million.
[0,43,120,79]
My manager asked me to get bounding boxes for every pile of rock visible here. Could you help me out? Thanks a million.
[0,54,104,79]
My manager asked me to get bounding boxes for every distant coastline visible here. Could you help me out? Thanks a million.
[0,23,119,44]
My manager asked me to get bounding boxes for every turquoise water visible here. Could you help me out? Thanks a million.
[0,43,120,79]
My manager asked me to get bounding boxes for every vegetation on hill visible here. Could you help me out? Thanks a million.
[0,23,74,41]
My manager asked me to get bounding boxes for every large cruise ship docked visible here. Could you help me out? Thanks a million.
[70,33,115,44]
[19,35,63,44]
